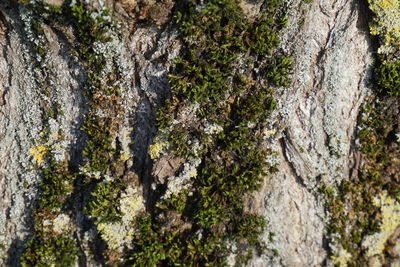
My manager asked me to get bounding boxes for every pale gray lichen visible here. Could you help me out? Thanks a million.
[96,186,145,251]
[118,127,133,161]
[226,242,238,267]
[203,122,223,135]
[331,247,352,267]
[363,192,400,259]
[163,158,202,200]
[43,214,72,235]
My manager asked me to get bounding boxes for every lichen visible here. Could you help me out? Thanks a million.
[203,122,223,135]
[148,140,169,159]
[97,187,144,251]
[29,129,67,165]
[324,0,400,264]
[43,214,72,235]
[163,158,201,200]
[29,145,48,164]
[119,152,131,161]
[331,248,352,267]
[368,0,400,55]
[363,192,400,258]
[263,128,277,138]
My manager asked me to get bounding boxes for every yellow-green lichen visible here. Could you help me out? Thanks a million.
[43,214,72,235]
[331,248,353,267]
[263,128,277,138]
[119,152,131,161]
[363,192,400,258]
[29,130,66,164]
[149,140,168,159]
[29,145,48,164]
[331,248,351,267]
[368,0,400,55]
[97,187,144,251]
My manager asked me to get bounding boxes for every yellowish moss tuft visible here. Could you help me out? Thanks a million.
[363,192,400,258]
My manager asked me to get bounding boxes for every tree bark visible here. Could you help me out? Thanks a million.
[0,0,388,266]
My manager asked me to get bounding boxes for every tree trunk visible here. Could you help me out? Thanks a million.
[0,0,398,266]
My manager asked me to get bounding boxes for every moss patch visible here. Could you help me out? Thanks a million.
[20,0,292,265]
[20,1,122,265]
[21,235,78,267]
[129,0,291,265]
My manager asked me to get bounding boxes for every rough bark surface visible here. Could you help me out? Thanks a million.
[0,0,374,265]
[250,0,373,266]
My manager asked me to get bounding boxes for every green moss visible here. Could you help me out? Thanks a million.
[234,213,267,247]
[376,59,400,97]
[128,215,227,266]
[163,189,188,213]
[81,114,116,173]
[37,160,75,210]
[266,56,293,87]
[68,3,111,75]
[129,0,291,265]
[21,0,292,264]
[21,1,123,263]
[21,235,78,267]
[128,215,172,266]
[85,180,124,223]
[31,19,46,59]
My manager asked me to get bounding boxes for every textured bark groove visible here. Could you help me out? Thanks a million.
[249,0,373,266]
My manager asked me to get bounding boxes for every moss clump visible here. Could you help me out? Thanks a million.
[129,214,228,266]
[20,1,125,264]
[21,0,292,264]
[86,180,124,223]
[376,59,400,97]
[81,114,116,173]
[21,235,78,267]
[130,0,291,265]
[37,160,75,210]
